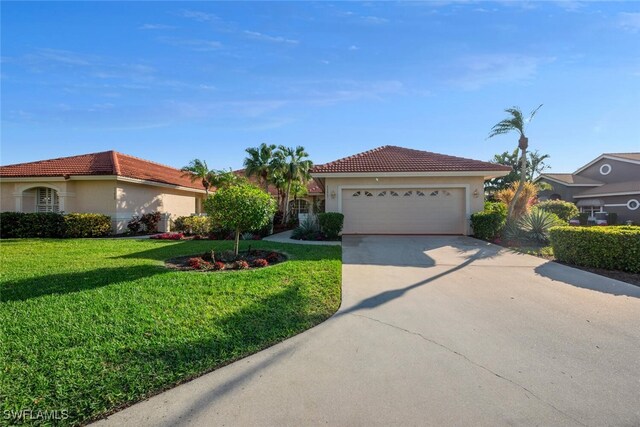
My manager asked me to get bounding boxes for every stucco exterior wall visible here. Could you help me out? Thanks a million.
[579,158,639,183]
[600,195,640,224]
[321,175,485,234]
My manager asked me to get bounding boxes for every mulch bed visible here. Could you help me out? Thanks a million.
[554,262,640,287]
[165,249,286,272]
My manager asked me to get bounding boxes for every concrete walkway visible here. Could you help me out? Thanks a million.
[95,236,640,426]
[262,229,341,246]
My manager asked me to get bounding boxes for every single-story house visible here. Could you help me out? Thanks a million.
[311,145,511,235]
[536,152,640,224]
[0,151,207,233]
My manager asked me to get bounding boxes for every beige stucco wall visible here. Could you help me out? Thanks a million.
[320,176,486,235]
[1,178,204,234]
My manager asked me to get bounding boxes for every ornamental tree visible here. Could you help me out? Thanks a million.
[204,184,276,255]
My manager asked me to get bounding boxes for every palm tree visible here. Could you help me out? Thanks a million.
[209,168,245,190]
[274,146,313,223]
[243,143,277,193]
[488,104,542,219]
[181,159,213,195]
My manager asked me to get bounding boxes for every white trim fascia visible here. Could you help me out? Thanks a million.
[312,170,509,179]
[574,191,640,198]
[336,183,471,234]
[115,176,206,194]
[536,175,602,187]
[603,204,627,207]
[1,177,69,183]
[573,154,640,174]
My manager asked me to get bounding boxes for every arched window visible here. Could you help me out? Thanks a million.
[36,187,60,213]
[288,199,309,217]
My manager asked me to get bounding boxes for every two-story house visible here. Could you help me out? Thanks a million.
[536,153,640,224]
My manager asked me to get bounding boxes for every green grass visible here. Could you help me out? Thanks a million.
[0,239,341,426]
[509,244,554,259]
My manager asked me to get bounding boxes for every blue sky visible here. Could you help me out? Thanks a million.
[2,1,639,173]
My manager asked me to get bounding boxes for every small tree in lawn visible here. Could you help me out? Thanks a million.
[204,184,276,256]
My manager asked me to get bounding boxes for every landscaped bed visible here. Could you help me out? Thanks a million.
[0,239,341,426]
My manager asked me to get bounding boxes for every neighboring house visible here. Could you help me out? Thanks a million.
[536,153,640,224]
[311,145,510,235]
[235,169,325,219]
[0,151,207,233]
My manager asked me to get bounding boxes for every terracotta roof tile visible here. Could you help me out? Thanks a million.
[311,145,512,174]
[235,169,324,196]
[0,151,205,191]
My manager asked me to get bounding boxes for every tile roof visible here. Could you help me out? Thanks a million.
[574,180,640,197]
[605,153,640,161]
[0,151,205,191]
[235,169,324,196]
[538,173,603,185]
[311,145,512,174]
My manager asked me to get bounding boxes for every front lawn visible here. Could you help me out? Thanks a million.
[0,239,341,425]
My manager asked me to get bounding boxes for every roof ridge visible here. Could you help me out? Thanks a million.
[110,150,121,175]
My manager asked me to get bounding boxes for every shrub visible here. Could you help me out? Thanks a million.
[140,212,161,233]
[517,208,563,244]
[217,250,237,263]
[292,216,320,240]
[535,200,578,222]
[549,226,640,273]
[188,257,211,270]
[253,258,269,268]
[578,213,589,226]
[495,181,538,218]
[317,212,344,240]
[0,212,67,238]
[173,215,211,235]
[484,201,508,217]
[213,261,226,271]
[470,209,506,240]
[235,260,250,270]
[266,252,280,263]
[151,232,184,240]
[64,213,112,237]
[127,216,143,234]
[501,219,525,244]
[0,212,25,238]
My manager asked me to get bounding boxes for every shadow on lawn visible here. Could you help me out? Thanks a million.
[93,284,321,425]
[0,265,165,303]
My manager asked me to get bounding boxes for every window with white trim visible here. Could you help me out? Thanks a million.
[36,187,60,213]
[288,199,309,216]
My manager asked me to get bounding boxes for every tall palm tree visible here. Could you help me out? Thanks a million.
[181,159,213,195]
[488,104,543,219]
[275,145,313,223]
[243,143,277,193]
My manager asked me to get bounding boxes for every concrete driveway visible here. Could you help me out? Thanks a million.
[95,236,640,427]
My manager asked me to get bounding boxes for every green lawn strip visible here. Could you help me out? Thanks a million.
[508,244,554,259]
[0,239,341,426]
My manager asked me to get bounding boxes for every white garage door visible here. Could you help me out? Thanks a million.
[341,188,465,234]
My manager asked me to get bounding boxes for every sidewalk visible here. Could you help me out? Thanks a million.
[262,230,341,246]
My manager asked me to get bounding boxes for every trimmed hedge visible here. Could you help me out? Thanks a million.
[536,200,579,222]
[0,212,112,238]
[549,225,640,273]
[173,215,212,235]
[64,213,112,238]
[471,205,507,241]
[318,212,344,240]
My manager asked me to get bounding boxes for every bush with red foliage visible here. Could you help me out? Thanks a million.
[188,257,211,270]
[213,261,226,271]
[151,232,184,240]
[235,260,250,270]
[253,258,268,268]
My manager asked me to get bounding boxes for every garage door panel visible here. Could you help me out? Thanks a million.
[342,188,464,234]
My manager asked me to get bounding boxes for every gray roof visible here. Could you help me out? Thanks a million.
[604,153,640,162]
[538,173,602,185]
[574,180,640,198]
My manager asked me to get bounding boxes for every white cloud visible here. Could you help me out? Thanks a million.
[361,15,389,24]
[448,54,553,90]
[139,24,176,30]
[243,31,299,45]
[158,37,222,51]
[179,10,219,22]
[348,45,359,51]
[618,12,640,33]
